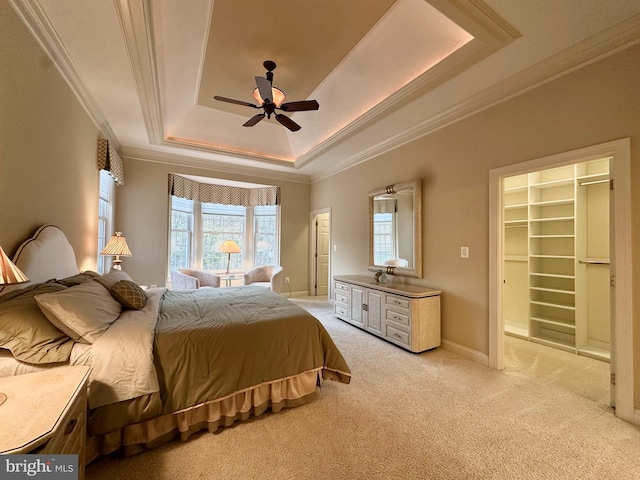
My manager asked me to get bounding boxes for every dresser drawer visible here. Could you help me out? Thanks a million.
[38,385,86,456]
[385,324,410,348]
[334,304,349,320]
[385,294,410,311]
[335,291,348,305]
[334,281,349,293]
[386,309,410,328]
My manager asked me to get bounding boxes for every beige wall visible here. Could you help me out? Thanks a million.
[312,44,639,398]
[3,0,640,410]
[0,1,99,270]
[115,158,311,291]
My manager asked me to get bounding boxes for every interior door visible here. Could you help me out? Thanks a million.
[316,213,330,295]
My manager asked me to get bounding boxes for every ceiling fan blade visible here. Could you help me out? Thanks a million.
[255,76,272,104]
[275,114,301,132]
[280,100,320,112]
[214,96,259,108]
[243,113,265,127]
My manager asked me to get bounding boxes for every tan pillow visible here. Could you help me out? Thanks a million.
[0,282,74,364]
[35,280,122,344]
[110,280,148,310]
[95,269,134,289]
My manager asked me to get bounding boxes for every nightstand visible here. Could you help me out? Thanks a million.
[0,366,90,480]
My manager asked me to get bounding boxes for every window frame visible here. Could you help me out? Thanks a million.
[168,196,280,278]
[97,170,115,274]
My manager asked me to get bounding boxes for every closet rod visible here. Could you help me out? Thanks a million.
[578,178,609,186]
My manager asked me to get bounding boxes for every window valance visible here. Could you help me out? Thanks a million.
[168,174,280,206]
[373,198,397,214]
[97,139,125,186]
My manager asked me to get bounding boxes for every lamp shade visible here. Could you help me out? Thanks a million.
[0,246,29,286]
[217,240,241,254]
[100,232,132,257]
[253,86,286,107]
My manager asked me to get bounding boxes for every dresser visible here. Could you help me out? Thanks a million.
[0,366,90,479]
[334,275,441,353]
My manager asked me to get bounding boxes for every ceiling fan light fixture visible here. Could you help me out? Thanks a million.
[253,86,285,107]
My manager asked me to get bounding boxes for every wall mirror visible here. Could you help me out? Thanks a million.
[368,178,422,278]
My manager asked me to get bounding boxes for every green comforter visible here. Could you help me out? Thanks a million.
[154,286,351,412]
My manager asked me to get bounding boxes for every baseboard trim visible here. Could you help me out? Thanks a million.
[282,290,310,298]
[633,409,640,427]
[441,339,489,367]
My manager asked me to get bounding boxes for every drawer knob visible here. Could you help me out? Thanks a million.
[64,418,77,435]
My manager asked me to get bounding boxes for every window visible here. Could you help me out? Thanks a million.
[97,170,115,273]
[169,197,279,275]
[373,212,394,264]
[170,197,194,270]
[254,206,277,266]
[201,204,245,271]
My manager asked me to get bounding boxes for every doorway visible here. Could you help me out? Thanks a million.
[310,209,331,296]
[488,139,633,422]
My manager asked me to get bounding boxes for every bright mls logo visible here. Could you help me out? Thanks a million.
[2,455,77,479]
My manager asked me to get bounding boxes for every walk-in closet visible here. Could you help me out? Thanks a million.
[502,159,610,362]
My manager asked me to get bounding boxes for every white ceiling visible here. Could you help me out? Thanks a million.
[10,0,640,182]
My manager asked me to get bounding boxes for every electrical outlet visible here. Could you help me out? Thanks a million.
[285,277,290,284]
[460,246,469,258]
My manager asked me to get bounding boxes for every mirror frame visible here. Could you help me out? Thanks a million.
[368,178,422,278]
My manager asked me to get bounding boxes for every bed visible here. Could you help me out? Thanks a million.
[0,225,351,462]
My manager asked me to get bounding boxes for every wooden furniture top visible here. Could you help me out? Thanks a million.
[334,275,441,298]
[0,365,90,454]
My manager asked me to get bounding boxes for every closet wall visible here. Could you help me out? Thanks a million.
[503,159,610,361]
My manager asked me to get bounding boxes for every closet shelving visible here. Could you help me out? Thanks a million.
[503,160,610,361]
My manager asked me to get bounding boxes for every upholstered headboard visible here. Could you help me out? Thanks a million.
[0,225,79,295]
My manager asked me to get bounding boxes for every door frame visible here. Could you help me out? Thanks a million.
[309,207,331,296]
[488,138,633,423]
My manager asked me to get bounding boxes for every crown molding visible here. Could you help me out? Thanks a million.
[162,137,295,166]
[296,0,520,169]
[120,147,311,184]
[310,13,640,183]
[115,0,164,145]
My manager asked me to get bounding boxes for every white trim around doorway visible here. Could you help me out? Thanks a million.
[488,138,633,423]
[309,207,332,297]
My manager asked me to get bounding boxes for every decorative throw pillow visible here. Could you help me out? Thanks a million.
[95,269,135,290]
[35,280,122,344]
[110,280,148,310]
[0,282,74,364]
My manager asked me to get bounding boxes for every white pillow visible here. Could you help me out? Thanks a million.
[35,280,122,344]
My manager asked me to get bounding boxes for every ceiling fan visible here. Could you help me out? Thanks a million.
[214,60,319,132]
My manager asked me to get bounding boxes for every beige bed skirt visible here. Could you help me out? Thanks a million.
[86,369,321,462]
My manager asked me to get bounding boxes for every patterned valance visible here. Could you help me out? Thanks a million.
[97,139,125,186]
[373,198,397,214]
[168,174,280,206]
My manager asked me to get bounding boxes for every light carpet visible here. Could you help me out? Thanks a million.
[86,297,640,479]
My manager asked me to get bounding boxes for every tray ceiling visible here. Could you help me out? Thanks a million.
[11,0,640,180]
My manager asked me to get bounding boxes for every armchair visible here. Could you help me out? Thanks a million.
[171,268,221,290]
[242,265,284,293]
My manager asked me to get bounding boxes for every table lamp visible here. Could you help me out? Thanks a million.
[218,240,241,274]
[100,232,132,270]
[0,245,29,406]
